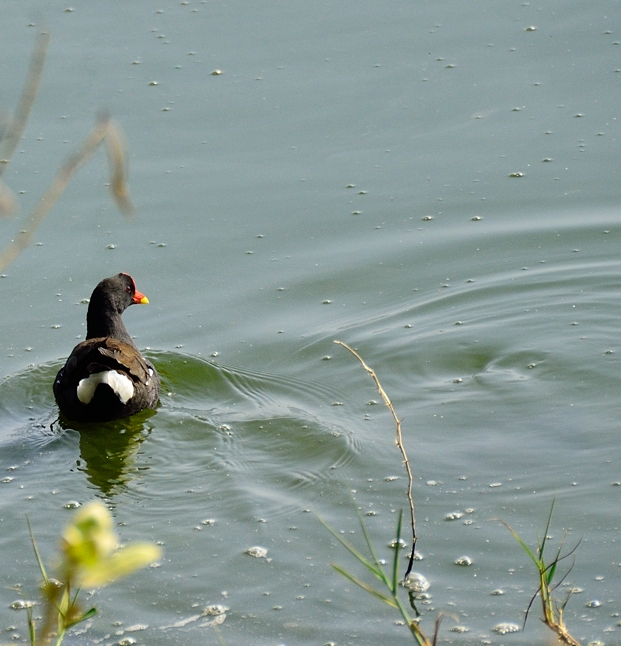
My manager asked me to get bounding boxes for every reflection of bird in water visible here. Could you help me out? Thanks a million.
[67,412,155,497]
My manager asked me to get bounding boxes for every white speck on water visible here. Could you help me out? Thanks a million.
[455,555,472,566]
[451,625,469,633]
[402,572,430,592]
[493,622,519,634]
[10,599,34,610]
[445,511,464,521]
[125,624,148,632]
[246,546,268,558]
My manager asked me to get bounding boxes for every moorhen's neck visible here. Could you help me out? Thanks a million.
[86,299,135,346]
[86,309,134,344]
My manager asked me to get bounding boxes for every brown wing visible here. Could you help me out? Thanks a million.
[96,339,153,384]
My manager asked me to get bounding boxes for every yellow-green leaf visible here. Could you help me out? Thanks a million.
[80,543,161,588]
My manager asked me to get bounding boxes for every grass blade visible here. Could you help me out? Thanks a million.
[318,515,384,581]
[331,564,398,609]
[391,510,404,593]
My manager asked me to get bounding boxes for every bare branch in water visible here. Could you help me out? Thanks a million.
[0,179,18,219]
[103,113,135,215]
[0,116,135,272]
[0,33,136,271]
[334,340,418,579]
[0,30,50,179]
[0,31,50,217]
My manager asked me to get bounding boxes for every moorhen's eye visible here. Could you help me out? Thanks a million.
[126,286,131,294]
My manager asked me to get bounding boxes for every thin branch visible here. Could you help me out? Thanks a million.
[0,31,50,180]
[0,31,51,218]
[0,116,134,272]
[0,32,135,271]
[334,340,417,578]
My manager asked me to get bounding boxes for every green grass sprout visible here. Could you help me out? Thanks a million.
[320,509,434,646]
[26,501,161,646]
[497,499,581,646]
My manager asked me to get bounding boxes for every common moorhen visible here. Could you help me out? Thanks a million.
[53,273,160,422]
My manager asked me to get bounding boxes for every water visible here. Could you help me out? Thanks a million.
[1,1,621,644]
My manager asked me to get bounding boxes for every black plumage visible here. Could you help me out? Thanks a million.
[53,273,160,422]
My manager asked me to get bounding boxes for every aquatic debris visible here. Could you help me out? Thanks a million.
[401,572,430,593]
[10,599,34,610]
[450,625,469,633]
[493,622,520,634]
[203,604,228,616]
[454,555,472,566]
[245,546,268,558]
[124,624,148,632]
[508,172,524,177]
[444,511,464,521]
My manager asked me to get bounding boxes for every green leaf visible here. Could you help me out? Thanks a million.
[317,515,384,581]
[26,515,48,582]
[65,606,97,629]
[497,519,540,567]
[80,543,161,588]
[331,564,398,609]
[391,510,404,593]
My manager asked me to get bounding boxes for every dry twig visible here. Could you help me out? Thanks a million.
[334,340,417,578]
[0,32,135,272]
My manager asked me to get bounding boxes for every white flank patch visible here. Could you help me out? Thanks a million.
[77,370,135,405]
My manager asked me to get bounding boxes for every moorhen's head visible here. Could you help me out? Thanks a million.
[90,273,148,313]
[86,273,149,341]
